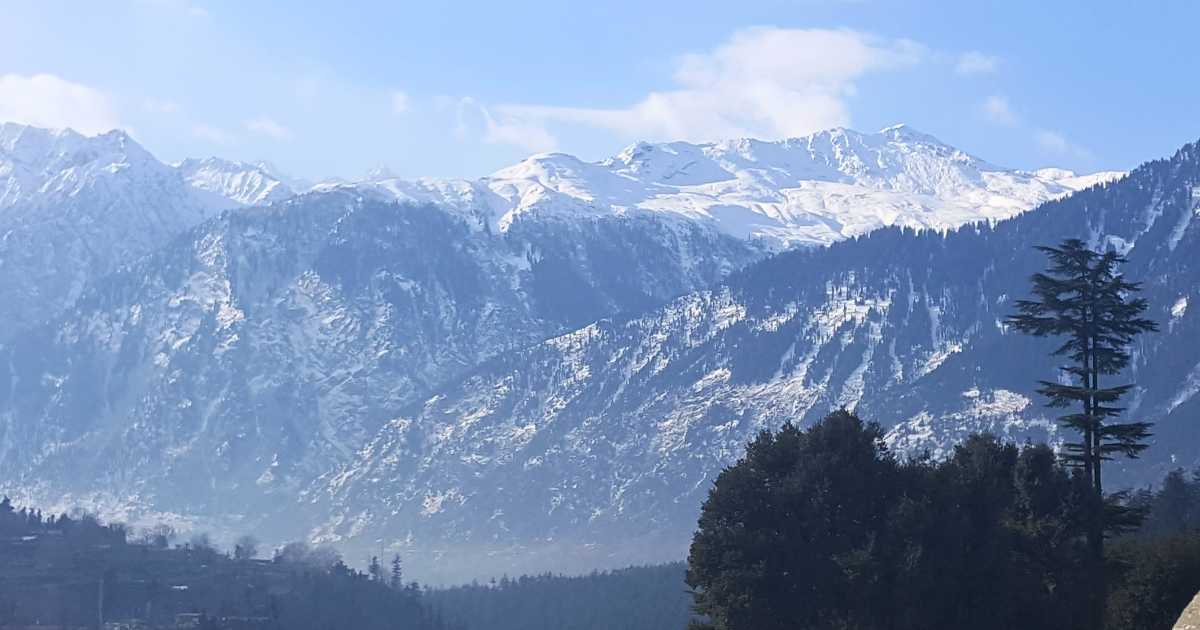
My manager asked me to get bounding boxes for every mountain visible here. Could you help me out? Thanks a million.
[308,138,1200,576]
[347,124,1119,249]
[0,188,759,542]
[0,122,1129,580]
[0,123,289,334]
[175,156,298,205]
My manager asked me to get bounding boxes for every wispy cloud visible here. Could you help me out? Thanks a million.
[976,94,1089,163]
[0,73,121,134]
[471,27,924,150]
[981,95,1018,126]
[391,91,410,115]
[244,117,293,140]
[1034,129,1091,159]
[955,51,1000,76]
[455,97,558,153]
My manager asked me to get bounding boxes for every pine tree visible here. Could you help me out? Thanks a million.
[390,554,403,590]
[368,555,384,582]
[1006,238,1157,626]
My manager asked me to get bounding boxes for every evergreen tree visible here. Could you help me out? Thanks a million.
[1006,238,1157,626]
[233,534,259,561]
[391,554,404,590]
[1006,240,1156,502]
[685,410,901,630]
[368,555,385,582]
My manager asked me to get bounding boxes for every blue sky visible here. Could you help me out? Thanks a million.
[2,0,1197,180]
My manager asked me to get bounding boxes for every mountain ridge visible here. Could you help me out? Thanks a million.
[338,124,1123,248]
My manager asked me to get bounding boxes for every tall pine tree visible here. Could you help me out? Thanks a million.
[1007,238,1156,627]
[390,554,403,590]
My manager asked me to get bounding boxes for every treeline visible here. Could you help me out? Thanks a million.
[425,563,693,630]
[686,411,1200,630]
[0,500,449,630]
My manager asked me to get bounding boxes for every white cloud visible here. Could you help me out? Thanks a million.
[1034,129,1090,159]
[0,73,121,135]
[479,27,923,149]
[981,95,1017,126]
[955,51,999,76]
[456,97,557,153]
[1035,130,1067,153]
[192,124,235,145]
[244,117,293,140]
[391,91,410,115]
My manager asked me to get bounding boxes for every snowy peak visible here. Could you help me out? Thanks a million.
[605,125,997,193]
[0,122,305,334]
[0,123,167,208]
[175,156,296,206]
[458,125,1121,247]
[1,122,305,211]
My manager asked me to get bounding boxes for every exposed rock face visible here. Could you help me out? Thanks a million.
[1176,591,1200,630]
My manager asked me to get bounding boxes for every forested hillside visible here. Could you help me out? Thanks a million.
[426,564,692,630]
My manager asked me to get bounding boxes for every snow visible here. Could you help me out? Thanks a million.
[1169,362,1200,414]
[340,125,1118,250]
[884,388,1044,459]
[1173,296,1189,320]
[175,157,295,206]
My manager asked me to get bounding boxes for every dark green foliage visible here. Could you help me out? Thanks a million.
[1106,534,1200,630]
[1006,238,1158,627]
[1130,468,1200,538]
[0,501,446,630]
[686,411,902,630]
[425,564,692,630]
[1006,238,1157,495]
[1107,470,1200,628]
[687,411,1200,630]
[686,411,1100,630]
[391,553,405,590]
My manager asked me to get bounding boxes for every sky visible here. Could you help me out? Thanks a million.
[2,0,1198,181]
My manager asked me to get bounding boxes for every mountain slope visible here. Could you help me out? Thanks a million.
[175,157,297,205]
[0,188,759,533]
[311,138,1199,571]
[0,124,287,334]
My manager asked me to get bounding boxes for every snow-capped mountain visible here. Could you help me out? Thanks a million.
[0,120,1136,580]
[348,124,1120,249]
[175,157,298,206]
[0,187,759,541]
[0,123,301,334]
[307,137,1198,577]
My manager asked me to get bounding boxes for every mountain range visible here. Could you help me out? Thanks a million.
[4,121,1190,581]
